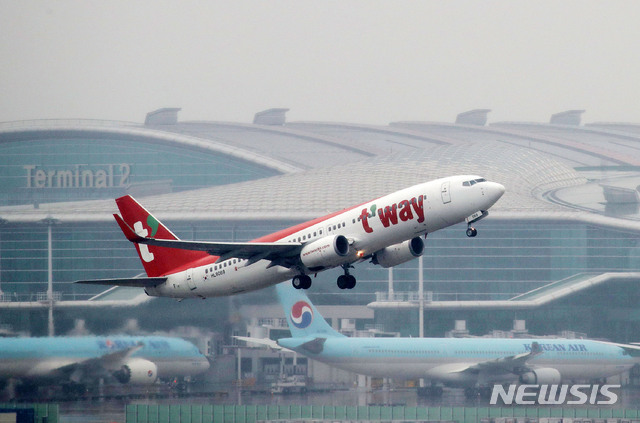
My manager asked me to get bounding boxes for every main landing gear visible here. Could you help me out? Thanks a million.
[292,265,357,290]
[292,274,312,290]
[337,264,356,289]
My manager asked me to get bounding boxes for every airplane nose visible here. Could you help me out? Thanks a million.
[487,182,505,204]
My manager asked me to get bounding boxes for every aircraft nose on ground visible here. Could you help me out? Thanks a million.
[486,182,506,205]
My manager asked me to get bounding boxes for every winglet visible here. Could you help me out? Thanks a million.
[114,213,142,242]
[530,341,542,355]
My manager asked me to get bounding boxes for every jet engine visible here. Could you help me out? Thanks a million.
[300,235,350,271]
[113,358,158,385]
[519,368,561,384]
[372,237,424,268]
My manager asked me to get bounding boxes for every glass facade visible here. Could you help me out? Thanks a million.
[2,219,638,302]
[3,216,640,339]
[0,137,279,206]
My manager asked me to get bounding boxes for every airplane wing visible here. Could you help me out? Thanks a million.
[114,214,302,264]
[448,341,543,376]
[75,277,167,287]
[596,340,640,357]
[54,342,145,383]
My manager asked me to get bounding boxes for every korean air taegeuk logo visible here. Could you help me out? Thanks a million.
[290,301,313,329]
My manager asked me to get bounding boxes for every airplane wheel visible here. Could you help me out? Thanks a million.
[292,276,303,289]
[300,275,312,289]
[346,274,356,289]
[466,227,477,237]
[337,275,348,289]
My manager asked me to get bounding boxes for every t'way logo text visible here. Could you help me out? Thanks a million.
[359,195,425,233]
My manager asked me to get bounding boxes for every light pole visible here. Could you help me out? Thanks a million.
[0,218,7,301]
[387,267,394,301]
[418,255,424,338]
[418,255,425,389]
[40,217,60,337]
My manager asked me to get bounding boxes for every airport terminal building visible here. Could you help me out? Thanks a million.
[2,107,640,351]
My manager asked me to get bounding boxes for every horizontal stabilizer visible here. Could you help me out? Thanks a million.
[234,336,292,352]
[113,213,140,242]
[75,277,167,288]
[299,337,327,354]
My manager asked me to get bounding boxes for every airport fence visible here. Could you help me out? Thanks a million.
[125,404,640,423]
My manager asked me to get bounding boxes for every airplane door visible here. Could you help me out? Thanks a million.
[186,268,196,290]
[441,181,451,204]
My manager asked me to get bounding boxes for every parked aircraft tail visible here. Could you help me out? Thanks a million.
[275,282,345,339]
[115,195,210,277]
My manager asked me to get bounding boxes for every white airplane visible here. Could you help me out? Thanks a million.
[0,335,210,397]
[78,175,504,298]
[239,283,640,397]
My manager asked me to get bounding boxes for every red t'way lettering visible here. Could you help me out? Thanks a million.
[377,204,398,228]
[398,200,413,221]
[411,195,425,223]
[360,208,373,233]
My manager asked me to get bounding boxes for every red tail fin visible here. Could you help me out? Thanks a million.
[115,195,209,277]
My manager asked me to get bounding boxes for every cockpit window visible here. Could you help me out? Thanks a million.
[463,178,487,186]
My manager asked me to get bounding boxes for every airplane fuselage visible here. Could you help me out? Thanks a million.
[278,337,635,387]
[146,175,503,297]
[0,336,209,384]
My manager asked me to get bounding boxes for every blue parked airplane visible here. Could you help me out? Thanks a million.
[239,283,640,396]
[0,335,209,396]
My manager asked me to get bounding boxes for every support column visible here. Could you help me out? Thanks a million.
[418,255,424,338]
[388,267,394,300]
[0,218,6,300]
[418,255,425,388]
[40,217,59,337]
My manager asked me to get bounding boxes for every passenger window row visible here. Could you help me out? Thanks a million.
[204,258,245,273]
[287,220,349,243]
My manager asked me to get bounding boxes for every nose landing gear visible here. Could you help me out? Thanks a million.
[465,210,487,237]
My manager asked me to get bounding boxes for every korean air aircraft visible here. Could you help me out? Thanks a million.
[0,335,209,396]
[254,283,640,396]
[78,175,504,298]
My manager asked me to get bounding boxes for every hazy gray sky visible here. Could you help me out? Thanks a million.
[1,1,639,125]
